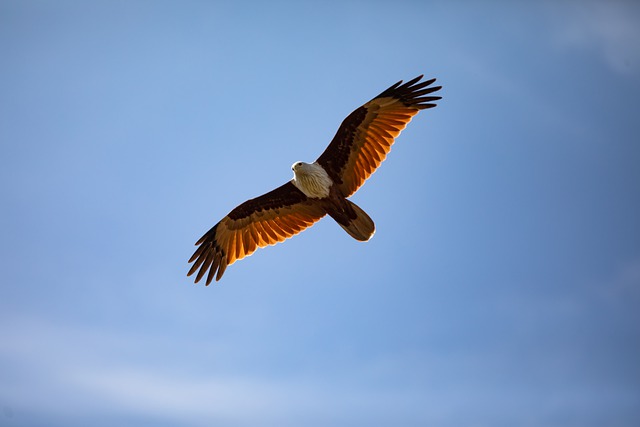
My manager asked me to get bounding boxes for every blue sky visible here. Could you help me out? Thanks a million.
[1,1,639,426]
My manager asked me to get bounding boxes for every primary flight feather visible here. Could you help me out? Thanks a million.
[188,75,442,284]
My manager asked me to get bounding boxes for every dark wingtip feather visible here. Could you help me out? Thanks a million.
[374,76,442,108]
[215,259,227,282]
[187,254,204,276]
[403,75,424,88]
[206,262,217,285]
[387,79,403,92]
[194,251,213,283]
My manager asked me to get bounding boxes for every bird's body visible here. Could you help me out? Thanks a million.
[188,76,442,284]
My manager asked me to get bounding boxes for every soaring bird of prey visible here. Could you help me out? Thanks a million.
[188,75,442,284]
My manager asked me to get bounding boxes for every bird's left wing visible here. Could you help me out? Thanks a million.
[188,181,326,284]
[316,75,441,197]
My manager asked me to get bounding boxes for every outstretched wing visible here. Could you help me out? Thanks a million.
[316,75,442,197]
[188,182,326,284]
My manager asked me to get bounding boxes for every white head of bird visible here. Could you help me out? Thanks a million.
[291,161,332,199]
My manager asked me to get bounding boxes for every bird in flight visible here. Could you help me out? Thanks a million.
[188,75,442,284]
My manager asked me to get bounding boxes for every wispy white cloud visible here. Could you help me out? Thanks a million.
[549,1,640,74]
[0,316,434,426]
[66,369,315,425]
[2,309,639,427]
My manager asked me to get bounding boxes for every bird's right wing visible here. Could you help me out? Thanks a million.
[188,181,326,284]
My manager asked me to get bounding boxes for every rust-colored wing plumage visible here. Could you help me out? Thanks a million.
[188,182,326,284]
[316,75,442,197]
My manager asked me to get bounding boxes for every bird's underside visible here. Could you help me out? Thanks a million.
[188,75,442,284]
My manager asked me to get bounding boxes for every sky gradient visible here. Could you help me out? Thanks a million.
[1,1,639,426]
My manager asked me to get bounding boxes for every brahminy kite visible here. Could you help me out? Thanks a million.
[188,75,442,284]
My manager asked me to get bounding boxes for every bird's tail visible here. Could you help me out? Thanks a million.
[329,199,375,242]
